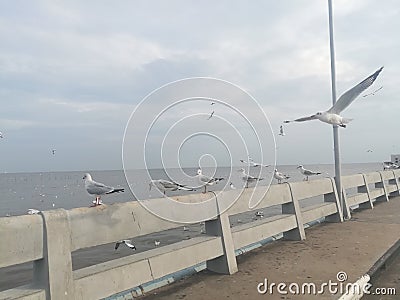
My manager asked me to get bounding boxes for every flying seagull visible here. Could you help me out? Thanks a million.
[196,168,224,193]
[284,67,383,128]
[149,179,194,195]
[274,169,290,184]
[278,125,285,136]
[238,168,264,188]
[83,173,124,206]
[51,149,56,155]
[0,132,3,138]
[240,157,269,168]
[362,86,383,97]
[154,240,161,247]
[207,111,215,120]
[297,165,321,181]
[115,239,136,250]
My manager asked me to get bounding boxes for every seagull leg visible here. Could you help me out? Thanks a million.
[203,186,207,193]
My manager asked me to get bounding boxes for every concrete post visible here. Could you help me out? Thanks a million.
[282,183,305,240]
[340,187,351,220]
[389,170,400,197]
[324,178,344,222]
[376,172,389,202]
[205,198,238,275]
[358,174,374,209]
[34,209,75,299]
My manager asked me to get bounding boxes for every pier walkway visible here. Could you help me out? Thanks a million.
[140,197,400,300]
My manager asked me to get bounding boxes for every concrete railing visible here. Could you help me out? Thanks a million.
[1,169,400,300]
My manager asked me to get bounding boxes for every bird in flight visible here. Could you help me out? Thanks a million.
[52,149,56,155]
[284,67,383,128]
[240,157,269,168]
[362,86,383,97]
[207,111,215,120]
[83,173,124,206]
[114,239,136,250]
[278,125,285,136]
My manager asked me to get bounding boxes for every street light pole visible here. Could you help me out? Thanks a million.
[327,0,344,218]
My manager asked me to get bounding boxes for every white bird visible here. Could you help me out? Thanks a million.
[51,149,56,155]
[149,179,194,195]
[274,169,290,184]
[278,125,285,136]
[114,239,136,250]
[229,182,236,189]
[0,132,3,138]
[240,157,269,168]
[196,168,224,193]
[154,240,160,247]
[284,67,383,128]
[83,173,124,206]
[183,226,189,231]
[238,168,264,188]
[255,211,264,217]
[207,111,215,120]
[27,208,40,215]
[297,165,321,181]
[383,161,400,170]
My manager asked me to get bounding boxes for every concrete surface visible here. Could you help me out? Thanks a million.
[139,197,400,300]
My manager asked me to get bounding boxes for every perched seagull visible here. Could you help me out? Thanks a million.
[278,125,285,136]
[154,240,161,247]
[27,208,40,215]
[362,86,383,97]
[207,111,215,120]
[114,239,136,250]
[383,162,400,170]
[83,173,124,206]
[238,168,264,188]
[240,157,269,168]
[149,179,194,195]
[284,67,383,128]
[297,165,321,181]
[196,168,224,193]
[255,211,264,217]
[274,169,290,184]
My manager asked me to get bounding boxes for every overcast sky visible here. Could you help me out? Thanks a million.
[0,0,399,173]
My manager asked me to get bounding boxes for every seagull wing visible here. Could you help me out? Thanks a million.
[87,180,113,195]
[124,241,136,249]
[285,114,317,123]
[328,67,383,114]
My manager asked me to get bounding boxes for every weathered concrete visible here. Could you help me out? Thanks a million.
[34,210,74,299]
[0,214,43,268]
[139,197,400,300]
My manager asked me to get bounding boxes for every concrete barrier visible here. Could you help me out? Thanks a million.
[1,170,400,299]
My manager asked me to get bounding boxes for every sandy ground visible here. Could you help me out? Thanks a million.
[139,197,400,300]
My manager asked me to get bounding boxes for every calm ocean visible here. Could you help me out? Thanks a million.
[0,163,383,217]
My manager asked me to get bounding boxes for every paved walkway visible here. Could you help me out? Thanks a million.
[139,197,400,300]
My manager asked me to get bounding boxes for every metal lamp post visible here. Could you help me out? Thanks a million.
[327,0,344,217]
